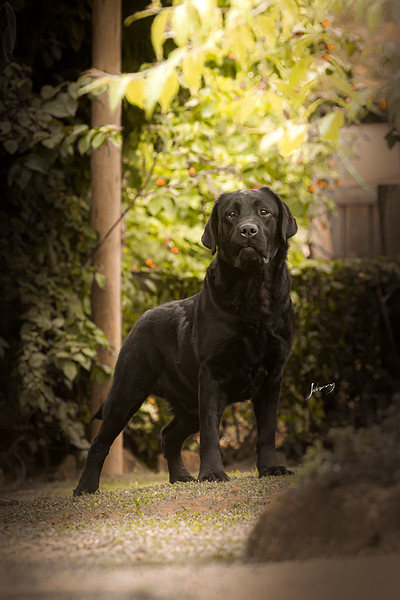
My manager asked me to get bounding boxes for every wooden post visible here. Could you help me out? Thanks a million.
[90,0,123,474]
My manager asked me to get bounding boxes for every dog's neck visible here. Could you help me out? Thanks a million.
[206,245,291,316]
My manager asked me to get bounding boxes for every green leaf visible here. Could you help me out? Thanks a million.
[125,78,145,109]
[30,352,47,369]
[289,57,313,88]
[278,125,307,156]
[259,128,284,153]
[91,131,105,149]
[224,24,254,66]
[182,51,205,94]
[252,14,277,47]
[264,91,283,112]
[318,111,345,143]
[4,139,18,154]
[40,85,58,99]
[63,361,78,382]
[94,272,107,289]
[144,64,179,117]
[43,93,77,118]
[0,121,12,134]
[171,3,190,47]
[151,8,171,61]
[78,131,94,155]
[108,75,130,112]
[193,0,214,24]
[159,69,179,113]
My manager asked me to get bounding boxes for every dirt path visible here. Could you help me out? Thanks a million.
[1,472,399,599]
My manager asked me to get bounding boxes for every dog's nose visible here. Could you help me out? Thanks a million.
[239,223,258,238]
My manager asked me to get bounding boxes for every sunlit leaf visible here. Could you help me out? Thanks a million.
[252,14,277,47]
[108,76,130,112]
[125,77,145,109]
[193,0,215,24]
[318,111,345,143]
[260,128,284,153]
[278,125,307,156]
[171,3,190,47]
[289,56,314,88]
[159,69,179,113]
[151,8,171,61]
[182,51,205,93]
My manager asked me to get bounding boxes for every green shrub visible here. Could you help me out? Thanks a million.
[282,257,400,455]
[121,256,400,466]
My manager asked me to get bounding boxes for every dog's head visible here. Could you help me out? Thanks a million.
[202,187,297,271]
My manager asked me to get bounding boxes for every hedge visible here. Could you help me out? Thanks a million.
[282,256,400,455]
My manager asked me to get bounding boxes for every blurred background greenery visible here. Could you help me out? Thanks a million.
[0,0,399,484]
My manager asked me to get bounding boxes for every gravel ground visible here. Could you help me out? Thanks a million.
[1,470,399,600]
[0,470,289,597]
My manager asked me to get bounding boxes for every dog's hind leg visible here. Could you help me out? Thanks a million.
[161,414,199,483]
[73,387,147,496]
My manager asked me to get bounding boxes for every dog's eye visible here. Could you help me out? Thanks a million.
[259,209,270,217]
[227,211,236,219]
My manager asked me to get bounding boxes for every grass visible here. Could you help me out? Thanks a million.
[1,470,294,569]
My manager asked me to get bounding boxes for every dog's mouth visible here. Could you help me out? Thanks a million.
[234,246,268,270]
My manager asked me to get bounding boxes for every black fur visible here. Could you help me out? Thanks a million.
[73,187,297,494]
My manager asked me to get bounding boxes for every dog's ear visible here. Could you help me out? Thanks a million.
[201,196,225,255]
[279,199,298,241]
[201,205,218,254]
[259,186,297,242]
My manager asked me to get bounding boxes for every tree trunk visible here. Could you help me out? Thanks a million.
[90,0,123,474]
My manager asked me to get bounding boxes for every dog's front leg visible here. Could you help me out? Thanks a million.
[197,364,229,482]
[253,375,293,477]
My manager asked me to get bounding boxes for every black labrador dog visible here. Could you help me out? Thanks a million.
[73,186,297,495]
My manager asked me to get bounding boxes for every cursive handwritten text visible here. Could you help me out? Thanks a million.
[306,381,335,401]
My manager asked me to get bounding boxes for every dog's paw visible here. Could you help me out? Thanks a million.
[72,485,97,496]
[198,469,229,482]
[259,465,294,477]
[170,473,196,484]
[72,479,99,496]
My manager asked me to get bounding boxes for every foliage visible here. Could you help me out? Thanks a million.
[282,256,400,454]
[112,0,399,329]
[84,0,397,207]
[2,0,399,476]
[0,63,120,458]
[298,395,400,488]
[121,256,400,466]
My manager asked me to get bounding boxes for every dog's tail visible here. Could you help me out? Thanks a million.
[89,404,104,424]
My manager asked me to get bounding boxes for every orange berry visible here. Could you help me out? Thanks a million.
[294,87,300,93]
[317,179,328,188]
[145,258,156,268]
[188,166,196,175]
[308,185,316,193]
[297,157,303,164]
[379,98,387,111]
[131,262,138,271]
[322,53,331,61]
[170,246,179,254]
[328,160,335,167]
[228,53,236,60]
[155,178,166,186]
[321,20,331,27]
[345,97,351,103]
[336,179,343,186]
[327,44,334,50]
